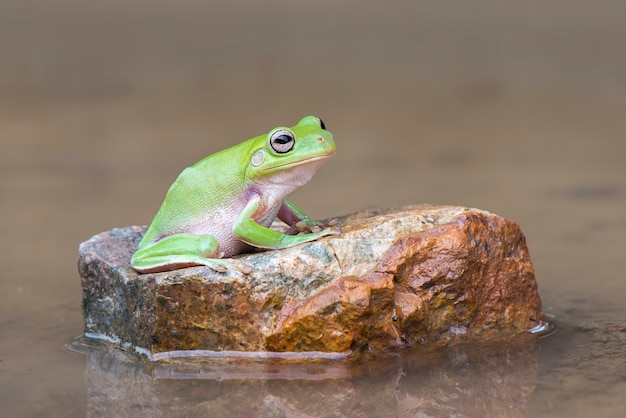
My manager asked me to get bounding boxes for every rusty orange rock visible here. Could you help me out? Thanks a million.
[79,205,543,359]
[266,273,397,352]
[376,212,541,347]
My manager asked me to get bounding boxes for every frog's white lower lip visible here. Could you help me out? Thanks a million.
[262,152,334,170]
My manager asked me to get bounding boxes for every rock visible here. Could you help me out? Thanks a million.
[79,205,543,359]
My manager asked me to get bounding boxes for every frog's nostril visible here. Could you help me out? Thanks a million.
[317,137,324,142]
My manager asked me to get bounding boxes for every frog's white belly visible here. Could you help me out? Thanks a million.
[186,197,282,258]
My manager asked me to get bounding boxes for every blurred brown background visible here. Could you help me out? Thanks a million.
[1,1,625,416]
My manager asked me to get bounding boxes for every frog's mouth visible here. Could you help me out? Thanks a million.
[261,152,335,171]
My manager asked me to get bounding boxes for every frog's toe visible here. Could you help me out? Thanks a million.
[295,220,309,231]
[326,218,340,227]
[325,225,341,236]
[209,262,228,273]
[238,263,253,275]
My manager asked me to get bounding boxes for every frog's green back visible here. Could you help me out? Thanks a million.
[140,136,260,244]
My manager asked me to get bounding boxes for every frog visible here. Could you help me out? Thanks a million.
[131,115,337,274]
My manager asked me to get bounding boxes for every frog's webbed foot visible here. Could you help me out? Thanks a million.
[204,256,253,275]
[289,218,341,236]
[131,233,228,273]
[278,200,341,236]
[187,258,254,275]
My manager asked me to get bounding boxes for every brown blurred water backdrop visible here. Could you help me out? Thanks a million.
[1,1,626,416]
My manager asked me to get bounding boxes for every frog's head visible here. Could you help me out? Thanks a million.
[247,116,336,186]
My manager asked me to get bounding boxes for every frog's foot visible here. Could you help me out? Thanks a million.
[130,254,229,274]
[205,260,254,275]
[191,258,253,275]
[290,218,341,235]
[132,253,253,275]
[197,258,229,273]
[131,233,228,273]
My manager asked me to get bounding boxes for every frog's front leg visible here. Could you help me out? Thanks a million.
[131,233,228,273]
[234,197,334,249]
[278,199,323,231]
[278,199,340,234]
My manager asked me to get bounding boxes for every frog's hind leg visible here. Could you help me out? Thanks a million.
[131,233,228,273]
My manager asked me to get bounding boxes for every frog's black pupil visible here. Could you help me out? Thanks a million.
[276,134,291,144]
[318,118,326,130]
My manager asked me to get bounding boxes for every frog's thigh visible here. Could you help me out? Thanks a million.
[135,233,220,259]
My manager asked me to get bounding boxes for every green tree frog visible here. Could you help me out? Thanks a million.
[131,116,337,273]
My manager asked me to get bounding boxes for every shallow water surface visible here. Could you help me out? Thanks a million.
[2,1,626,417]
[69,332,550,417]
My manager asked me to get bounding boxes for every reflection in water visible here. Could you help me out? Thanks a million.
[79,335,541,417]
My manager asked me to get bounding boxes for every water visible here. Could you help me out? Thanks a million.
[2,1,626,417]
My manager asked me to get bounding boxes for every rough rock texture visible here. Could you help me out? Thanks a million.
[79,205,542,359]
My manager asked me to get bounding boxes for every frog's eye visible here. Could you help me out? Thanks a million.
[316,117,326,130]
[270,130,295,154]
